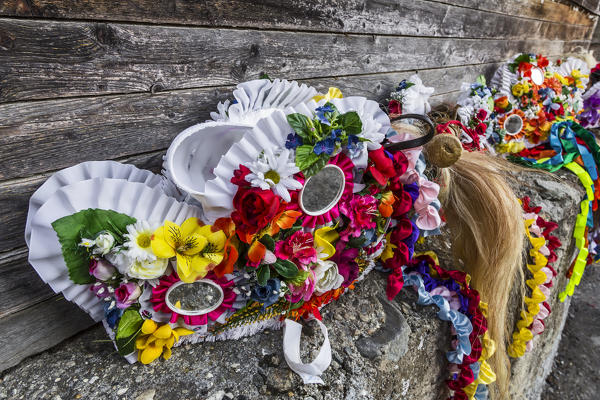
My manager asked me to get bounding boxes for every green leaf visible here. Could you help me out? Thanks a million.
[115,308,143,356]
[259,72,271,81]
[487,97,495,111]
[272,259,299,279]
[288,300,305,310]
[295,145,319,171]
[476,75,486,87]
[303,154,329,178]
[259,234,275,252]
[51,209,136,284]
[287,113,314,141]
[287,269,309,285]
[257,264,270,286]
[338,111,362,135]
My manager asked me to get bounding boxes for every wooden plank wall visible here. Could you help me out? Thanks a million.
[0,0,597,372]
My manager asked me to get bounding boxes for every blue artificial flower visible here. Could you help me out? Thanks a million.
[103,301,124,329]
[330,128,342,142]
[396,80,408,91]
[315,105,334,126]
[251,278,281,308]
[314,138,335,155]
[346,135,363,158]
[285,133,303,149]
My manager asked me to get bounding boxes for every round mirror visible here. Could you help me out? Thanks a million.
[165,279,224,316]
[504,114,523,136]
[299,164,346,216]
[530,67,544,86]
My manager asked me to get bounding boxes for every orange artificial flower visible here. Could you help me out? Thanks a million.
[378,191,396,218]
[267,209,302,236]
[212,218,239,277]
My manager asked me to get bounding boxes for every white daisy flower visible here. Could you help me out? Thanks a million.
[123,220,159,262]
[244,148,302,202]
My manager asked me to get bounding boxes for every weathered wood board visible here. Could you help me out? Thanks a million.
[0,0,597,373]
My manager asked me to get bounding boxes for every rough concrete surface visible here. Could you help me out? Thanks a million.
[0,171,595,400]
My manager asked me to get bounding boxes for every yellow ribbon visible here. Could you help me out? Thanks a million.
[559,162,593,302]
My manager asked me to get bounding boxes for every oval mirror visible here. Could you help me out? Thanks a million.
[530,67,544,86]
[504,114,523,136]
[299,164,346,216]
[165,279,224,316]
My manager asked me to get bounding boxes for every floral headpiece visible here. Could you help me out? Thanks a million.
[26,79,442,383]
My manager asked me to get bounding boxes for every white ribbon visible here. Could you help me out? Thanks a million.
[282,319,332,384]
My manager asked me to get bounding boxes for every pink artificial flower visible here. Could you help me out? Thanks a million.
[115,282,141,309]
[89,258,116,281]
[286,269,316,303]
[339,195,378,241]
[330,241,359,287]
[275,231,317,266]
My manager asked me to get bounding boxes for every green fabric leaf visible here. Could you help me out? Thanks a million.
[272,259,299,279]
[287,269,309,285]
[259,234,276,252]
[115,308,143,356]
[51,208,136,284]
[257,264,270,286]
[287,113,314,141]
[295,145,319,171]
[339,111,362,135]
[303,154,329,178]
[476,75,487,86]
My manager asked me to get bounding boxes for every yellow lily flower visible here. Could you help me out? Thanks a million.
[314,227,339,260]
[312,87,343,102]
[151,218,226,283]
[135,320,194,364]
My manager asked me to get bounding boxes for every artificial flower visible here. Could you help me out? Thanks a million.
[312,87,343,103]
[89,258,116,281]
[315,104,334,125]
[251,278,281,308]
[266,209,302,237]
[368,147,396,186]
[330,241,359,287]
[285,133,303,149]
[388,99,402,115]
[115,282,142,309]
[314,138,336,155]
[103,302,123,329]
[314,226,339,260]
[151,218,226,283]
[135,320,194,364]
[123,220,160,262]
[91,282,110,299]
[127,258,169,280]
[211,218,239,278]
[150,272,237,326]
[79,238,95,248]
[512,82,530,97]
[244,148,302,202]
[339,194,378,240]
[232,187,280,239]
[286,269,316,303]
[378,191,396,218]
[312,260,344,295]
[275,230,317,266]
[93,232,115,256]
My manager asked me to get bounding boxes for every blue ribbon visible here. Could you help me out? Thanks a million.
[403,270,473,364]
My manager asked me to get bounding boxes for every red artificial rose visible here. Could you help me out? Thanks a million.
[537,55,549,68]
[388,99,402,115]
[476,109,488,121]
[475,122,487,136]
[231,165,252,187]
[231,187,280,239]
